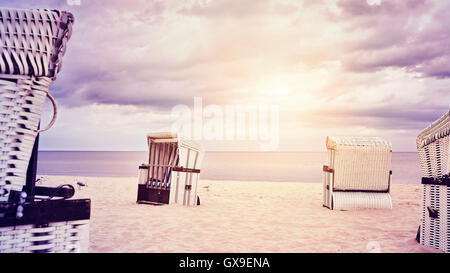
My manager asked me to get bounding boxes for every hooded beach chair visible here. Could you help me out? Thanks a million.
[322,136,393,210]
[416,111,450,253]
[0,7,90,253]
[137,132,205,206]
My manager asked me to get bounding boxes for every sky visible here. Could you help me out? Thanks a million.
[3,0,449,151]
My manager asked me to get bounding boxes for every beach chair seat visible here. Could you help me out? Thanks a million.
[0,7,90,253]
[323,136,393,210]
[137,132,205,206]
[416,111,450,253]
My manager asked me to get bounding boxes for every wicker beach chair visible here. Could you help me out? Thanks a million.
[137,132,205,206]
[322,136,393,210]
[0,7,90,253]
[416,111,450,253]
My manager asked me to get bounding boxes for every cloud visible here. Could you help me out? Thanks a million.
[0,0,448,151]
[332,0,450,79]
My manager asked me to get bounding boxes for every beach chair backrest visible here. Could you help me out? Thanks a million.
[0,8,74,78]
[326,136,392,191]
[146,133,204,188]
[416,111,450,178]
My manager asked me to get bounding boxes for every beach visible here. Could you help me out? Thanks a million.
[41,176,441,253]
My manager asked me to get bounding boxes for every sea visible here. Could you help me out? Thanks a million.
[36,151,422,184]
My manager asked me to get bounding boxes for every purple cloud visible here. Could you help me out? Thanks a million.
[333,0,450,79]
[0,0,447,151]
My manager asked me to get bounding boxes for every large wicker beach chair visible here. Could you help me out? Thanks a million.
[323,136,393,210]
[0,7,90,253]
[416,111,450,253]
[137,132,205,206]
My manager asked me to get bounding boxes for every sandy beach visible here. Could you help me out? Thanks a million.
[40,176,441,253]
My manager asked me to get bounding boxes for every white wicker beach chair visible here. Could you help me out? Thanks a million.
[137,132,205,206]
[323,136,393,210]
[416,111,450,253]
[0,7,73,201]
[0,219,89,253]
[0,7,90,253]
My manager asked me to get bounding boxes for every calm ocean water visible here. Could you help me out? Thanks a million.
[36,151,422,184]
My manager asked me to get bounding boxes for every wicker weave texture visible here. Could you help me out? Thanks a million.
[333,146,391,191]
[417,112,450,148]
[417,112,449,178]
[326,136,392,150]
[332,192,392,210]
[420,184,449,252]
[0,8,74,78]
[0,77,51,201]
[0,220,89,253]
[0,7,74,202]
[417,111,450,253]
[323,136,392,210]
[326,137,392,191]
[0,7,89,254]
